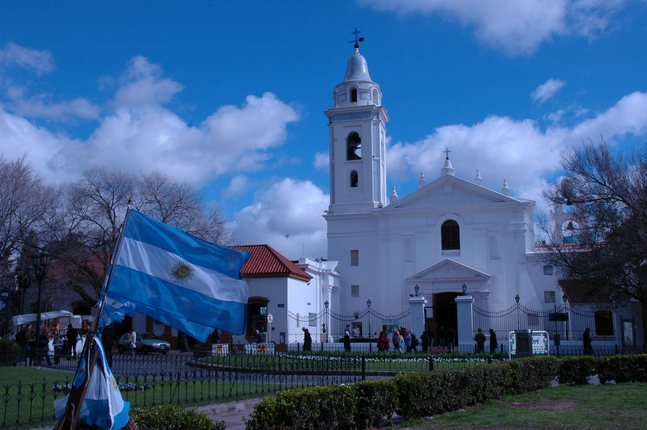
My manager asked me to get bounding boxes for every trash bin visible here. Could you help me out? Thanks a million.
[261,332,268,343]
[515,329,532,358]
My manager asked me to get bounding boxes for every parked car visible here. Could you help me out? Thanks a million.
[117,332,171,354]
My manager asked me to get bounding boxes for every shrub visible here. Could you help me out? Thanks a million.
[557,356,596,385]
[129,405,225,430]
[0,338,20,363]
[245,384,356,430]
[353,379,397,428]
[507,356,559,394]
[597,355,647,384]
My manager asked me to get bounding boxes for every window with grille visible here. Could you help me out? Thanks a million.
[441,220,460,250]
[351,250,359,266]
[351,285,359,297]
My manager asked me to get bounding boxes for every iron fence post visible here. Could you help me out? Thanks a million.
[429,355,434,371]
[361,356,366,380]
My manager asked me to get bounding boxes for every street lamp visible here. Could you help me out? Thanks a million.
[515,294,520,304]
[31,250,50,358]
[366,299,372,338]
[324,300,329,309]
[323,300,329,341]
[414,285,419,296]
[515,294,520,329]
[462,283,467,294]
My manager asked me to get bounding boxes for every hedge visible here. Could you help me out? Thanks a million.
[245,356,558,429]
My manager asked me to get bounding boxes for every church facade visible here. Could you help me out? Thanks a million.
[324,47,564,335]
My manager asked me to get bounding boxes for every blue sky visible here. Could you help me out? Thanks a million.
[1,1,647,259]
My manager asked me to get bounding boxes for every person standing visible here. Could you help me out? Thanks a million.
[343,332,351,352]
[427,328,435,351]
[36,327,52,367]
[211,329,220,345]
[420,331,430,352]
[345,325,351,337]
[253,329,263,343]
[475,328,486,354]
[12,324,33,367]
[438,326,446,349]
[101,324,117,367]
[127,328,137,355]
[405,330,412,352]
[446,326,456,351]
[53,332,64,364]
[302,327,312,351]
[392,330,401,352]
[377,331,389,352]
[583,328,593,354]
[66,324,78,360]
[489,329,498,353]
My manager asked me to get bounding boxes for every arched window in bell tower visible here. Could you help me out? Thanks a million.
[351,88,358,103]
[347,132,361,160]
[350,170,358,188]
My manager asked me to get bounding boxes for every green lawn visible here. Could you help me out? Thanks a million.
[399,383,647,430]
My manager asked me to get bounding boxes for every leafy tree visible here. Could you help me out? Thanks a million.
[542,138,647,305]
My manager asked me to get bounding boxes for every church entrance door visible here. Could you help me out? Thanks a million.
[427,292,459,346]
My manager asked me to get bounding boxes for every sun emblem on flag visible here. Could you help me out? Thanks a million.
[170,261,196,284]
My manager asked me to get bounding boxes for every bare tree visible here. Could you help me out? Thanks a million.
[0,155,58,285]
[542,138,647,305]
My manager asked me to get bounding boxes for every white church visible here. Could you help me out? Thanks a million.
[319,44,642,348]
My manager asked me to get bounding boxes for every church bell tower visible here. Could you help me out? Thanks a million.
[324,42,389,214]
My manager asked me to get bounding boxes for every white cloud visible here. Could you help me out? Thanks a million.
[387,90,647,214]
[0,56,300,185]
[113,56,184,108]
[233,178,329,260]
[532,79,566,104]
[313,152,329,171]
[361,0,625,55]
[223,175,249,197]
[0,43,54,73]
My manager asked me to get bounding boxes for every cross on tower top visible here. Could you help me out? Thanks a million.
[444,147,451,159]
[349,28,364,49]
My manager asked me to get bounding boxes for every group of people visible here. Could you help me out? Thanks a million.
[474,328,499,353]
[12,323,89,367]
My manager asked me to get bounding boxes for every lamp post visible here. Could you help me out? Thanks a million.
[562,294,569,340]
[15,265,34,315]
[31,250,50,357]
[462,283,467,294]
[366,299,371,337]
[515,294,520,329]
[414,285,419,296]
[324,300,329,342]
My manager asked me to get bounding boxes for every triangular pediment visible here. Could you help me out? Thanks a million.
[406,259,491,282]
[387,174,526,210]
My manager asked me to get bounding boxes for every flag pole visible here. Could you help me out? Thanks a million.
[55,206,132,430]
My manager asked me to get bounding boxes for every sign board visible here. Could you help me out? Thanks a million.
[549,312,569,322]
[267,313,273,323]
[509,331,550,358]
[0,291,9,315]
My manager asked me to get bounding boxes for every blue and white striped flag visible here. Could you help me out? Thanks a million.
[54,336,130,430]
[102,210,251,341]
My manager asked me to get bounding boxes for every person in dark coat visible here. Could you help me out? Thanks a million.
[12,323,32,366]
[101,324,117,367]
[343,333,351,352]
[446,326,456,351]
[583,327,593,354]
[211,329,220,345]
[438,326,446,349]
[66,324,78,359]
[475,328,486,354]
[427,328,435,350]
[489,329,498,353]
[420,331,430,352]
[302,327,312,351]
[36,327,52,366]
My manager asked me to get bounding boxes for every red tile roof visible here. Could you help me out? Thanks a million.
[230,245,312,282]
[558,279,616,304]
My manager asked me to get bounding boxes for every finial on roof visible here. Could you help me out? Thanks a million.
[475,169,483,186]
[349,28,364,49]
[390,186,399,203]
[418,172,427,189]
[502,179,510,196]
[441,150,455,176]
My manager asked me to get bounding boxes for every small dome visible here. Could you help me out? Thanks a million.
[343,48,373,83]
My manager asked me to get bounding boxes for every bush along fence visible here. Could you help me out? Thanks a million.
[245,354,647,430]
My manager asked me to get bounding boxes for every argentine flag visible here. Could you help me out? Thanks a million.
[54,336,130,430]
[103,210,251,341]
